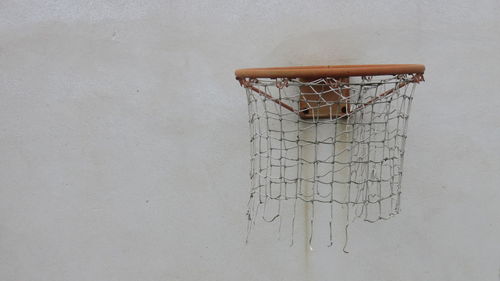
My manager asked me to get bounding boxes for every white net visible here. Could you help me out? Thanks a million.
[240,74,423,250]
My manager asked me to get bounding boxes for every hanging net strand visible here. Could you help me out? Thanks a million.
[236,65,425,249]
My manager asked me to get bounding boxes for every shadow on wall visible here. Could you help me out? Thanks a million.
[260,27,424,67]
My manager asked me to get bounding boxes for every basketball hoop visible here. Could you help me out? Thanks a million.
[235,64,425,250]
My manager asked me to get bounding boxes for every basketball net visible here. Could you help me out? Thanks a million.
[241,74,423,251]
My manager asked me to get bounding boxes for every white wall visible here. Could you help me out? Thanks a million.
[1,1,499,280]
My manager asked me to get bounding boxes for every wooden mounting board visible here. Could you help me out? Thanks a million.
[299,78,350,119]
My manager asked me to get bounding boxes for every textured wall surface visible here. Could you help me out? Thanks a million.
[1,1,499,281]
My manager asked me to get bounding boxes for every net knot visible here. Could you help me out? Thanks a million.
[238,78,258,88]
[413,73,425,83]
[275,78,289,89]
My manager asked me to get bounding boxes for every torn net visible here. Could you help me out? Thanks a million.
[242,74,421,250]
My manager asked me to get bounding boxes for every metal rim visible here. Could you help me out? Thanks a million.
[235,64,425,79]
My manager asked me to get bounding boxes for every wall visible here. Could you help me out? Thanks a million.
[1,1,499,280]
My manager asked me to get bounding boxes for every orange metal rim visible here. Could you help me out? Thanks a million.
[235,64,425,79]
